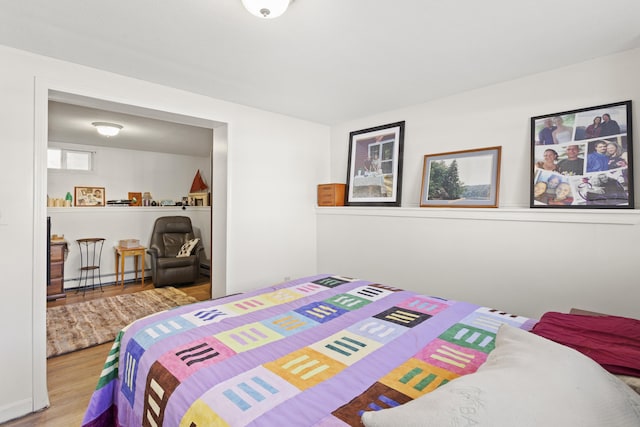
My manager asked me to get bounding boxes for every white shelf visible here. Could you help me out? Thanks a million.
[47,206,210,213]
[316,206,640,225]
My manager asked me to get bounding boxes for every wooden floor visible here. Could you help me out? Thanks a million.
[3,278,211,427]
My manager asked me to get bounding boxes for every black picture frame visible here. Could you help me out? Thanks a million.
[345,121,405,207]
[530,100,633,209]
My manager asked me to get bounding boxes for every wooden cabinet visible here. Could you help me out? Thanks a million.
[317,184,346,206]
[48,241,66,300]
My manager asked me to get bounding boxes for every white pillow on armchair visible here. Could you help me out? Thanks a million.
[176,238,199,258]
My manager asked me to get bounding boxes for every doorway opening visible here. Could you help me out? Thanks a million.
[34,87,228,411]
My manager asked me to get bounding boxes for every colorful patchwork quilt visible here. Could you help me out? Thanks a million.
[81,274,536,427]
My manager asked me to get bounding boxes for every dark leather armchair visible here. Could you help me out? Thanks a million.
[147,216,203,287]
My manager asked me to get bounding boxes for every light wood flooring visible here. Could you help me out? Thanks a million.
[2,278,211,427]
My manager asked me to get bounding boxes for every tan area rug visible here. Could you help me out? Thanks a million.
[46,287,198,358]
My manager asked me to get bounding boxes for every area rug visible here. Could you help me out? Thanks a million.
[47,287,198,358]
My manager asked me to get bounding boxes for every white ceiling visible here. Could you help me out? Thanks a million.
[47,92,216,156]
[2,0,640,128]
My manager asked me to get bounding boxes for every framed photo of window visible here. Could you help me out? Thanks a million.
[531,101,633,208]
[420,146,501,208]
[345,121,405,207]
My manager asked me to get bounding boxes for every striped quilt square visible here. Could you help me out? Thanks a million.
[264,347,347,391]
[379,358,459,399]
[261,311,319,337]
[346,317,406,345]
[182,367,299,427]
[157,336,236,381]
[413,337,487,376]
[216,322,284,353]
[459,307,531,333]
[310,330,381,366]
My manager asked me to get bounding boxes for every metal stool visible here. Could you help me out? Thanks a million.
[76,238,106,295]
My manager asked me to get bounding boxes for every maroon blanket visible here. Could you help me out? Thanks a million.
[532,311,640,377]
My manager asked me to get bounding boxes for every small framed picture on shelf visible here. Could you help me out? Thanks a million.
[345,121,405,207]
[74,186,105,207]
[530,100,633,208]
[420,146,501,208]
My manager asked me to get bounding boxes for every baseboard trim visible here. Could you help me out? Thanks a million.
[0,397,41,424]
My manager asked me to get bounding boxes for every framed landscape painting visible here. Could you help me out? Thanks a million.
[531,100,633,208]
[345,121,405,207]
[420,146,501,208]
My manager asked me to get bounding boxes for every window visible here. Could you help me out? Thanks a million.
[48,148,93,171]
[367,141,395,175]
[47,148,62,169]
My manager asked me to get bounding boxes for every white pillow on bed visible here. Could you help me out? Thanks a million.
[361,324,640,427]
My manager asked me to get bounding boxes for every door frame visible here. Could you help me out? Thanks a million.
[32,78,228,409]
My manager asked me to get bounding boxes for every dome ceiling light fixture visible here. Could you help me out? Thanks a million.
[92,122,123,137]
[241,0,292,19]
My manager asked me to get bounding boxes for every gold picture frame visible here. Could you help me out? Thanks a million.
[74,186,105,207]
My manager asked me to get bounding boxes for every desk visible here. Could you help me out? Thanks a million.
[114,246,146,288]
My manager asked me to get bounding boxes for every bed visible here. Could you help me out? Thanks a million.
[81,274,640,427]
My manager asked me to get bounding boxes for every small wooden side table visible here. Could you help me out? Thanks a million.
[114,246,146,288]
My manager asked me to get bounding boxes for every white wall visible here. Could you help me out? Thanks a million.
[48,142,211,204]
[0,45,328,423]
[47,206,211,289]
[320,47,640,321]
[47,143,213,288]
